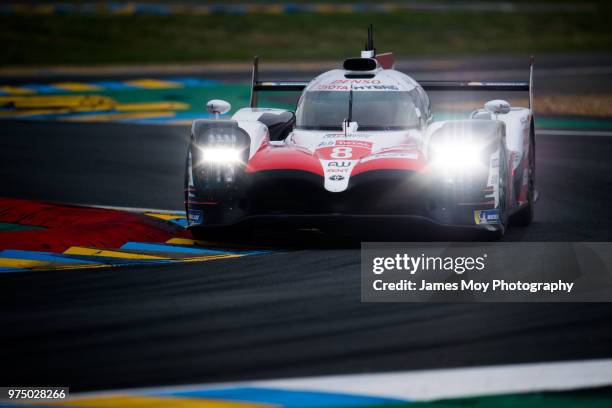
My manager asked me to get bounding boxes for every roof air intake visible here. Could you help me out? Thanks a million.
[343,58,378,72]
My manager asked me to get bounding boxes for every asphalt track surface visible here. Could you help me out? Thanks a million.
[1,120,611,241]
[2,56,612,391]
[2,120,612,391]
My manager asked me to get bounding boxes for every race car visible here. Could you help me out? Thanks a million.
[185,27,536,238]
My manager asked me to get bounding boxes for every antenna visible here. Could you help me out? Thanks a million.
[367,24,375,54]
[344,84,354,136]
[361,25,376,58]
[348,84,353,123]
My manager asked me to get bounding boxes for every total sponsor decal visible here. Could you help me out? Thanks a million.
[474,209,501,225]
[188,209,204,226]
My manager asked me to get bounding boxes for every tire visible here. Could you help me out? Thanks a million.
[486,143,509,240]
[510,123,535,227]
[184,145,191,214]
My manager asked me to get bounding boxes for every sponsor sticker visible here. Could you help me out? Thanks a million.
[315,78,400,91]
[327,160,352,168]
[188,209,204,225]
[353,85,399,91]
[335,139,372,149]
[360,151,418,162]
[316,140,336,148]
[323,133,370,139]
[474,209,501,225]
[331,79,382,84]
[316,140,373,161]
[329,175,345,181]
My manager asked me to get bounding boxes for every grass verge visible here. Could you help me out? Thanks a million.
[1,9,612,66]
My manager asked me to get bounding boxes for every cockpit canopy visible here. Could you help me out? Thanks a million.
[295,90,422,131]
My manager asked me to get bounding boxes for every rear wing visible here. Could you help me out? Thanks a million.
[250,56,535,109]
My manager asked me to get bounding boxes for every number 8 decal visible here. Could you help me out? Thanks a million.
[330,147,353,159]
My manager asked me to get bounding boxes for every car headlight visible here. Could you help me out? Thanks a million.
[194,145,243,185]
[191,121,251,189]
[431,142,484,171]
[199,147,242,164]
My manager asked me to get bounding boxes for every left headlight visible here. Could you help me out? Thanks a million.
[193,122,251,167]
[198,146,242,164]
[191,121,251,189]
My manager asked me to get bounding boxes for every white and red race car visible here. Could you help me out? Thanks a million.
[185,29,536,238]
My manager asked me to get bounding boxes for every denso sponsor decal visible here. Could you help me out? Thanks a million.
[333,79,382,84]
[188,209,204,225]
[474,209,501,225]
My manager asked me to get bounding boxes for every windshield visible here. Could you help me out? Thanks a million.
[295,90,420,131]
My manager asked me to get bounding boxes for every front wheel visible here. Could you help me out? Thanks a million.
[510,125,535,227]
[483,143,510,240]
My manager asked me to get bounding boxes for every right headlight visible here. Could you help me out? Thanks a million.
[430,140,486,172]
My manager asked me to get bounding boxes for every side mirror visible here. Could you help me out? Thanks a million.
[206,99,231,118]
[484,100,511,116]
